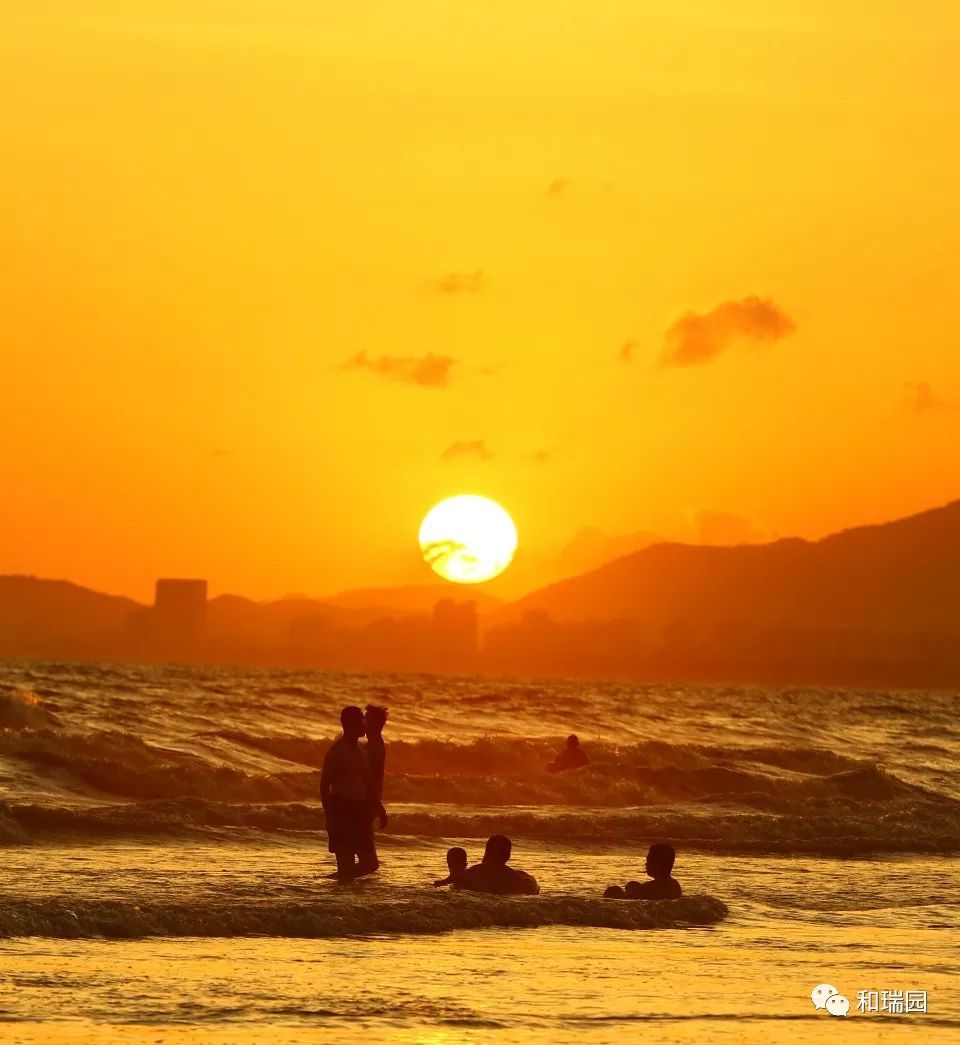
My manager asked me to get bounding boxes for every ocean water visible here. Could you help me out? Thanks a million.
[1,661,958,1042]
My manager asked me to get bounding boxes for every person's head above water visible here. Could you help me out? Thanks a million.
[482,835,512,866]
[446,846,468,871]
[365,704,388,737]
[340,705,366,740]
[566,734,579,749]
[645,843,676,879]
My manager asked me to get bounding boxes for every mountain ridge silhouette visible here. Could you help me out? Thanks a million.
[3,498,960,677]
[501,498,960,636]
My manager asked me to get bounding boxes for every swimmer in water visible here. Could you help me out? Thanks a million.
[604,843,683,900]
[546,734,590,773]
[459,835,540,895]
[433,846,468,887]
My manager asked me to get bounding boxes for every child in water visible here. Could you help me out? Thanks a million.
[433,846,468,887]
[604,843,683,900]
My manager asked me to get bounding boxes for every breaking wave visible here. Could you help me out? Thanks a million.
[0,688,57,730]
[3,670,959,858]
[0,892,728,939]
[2,721,951,810]
[3,796,958,855]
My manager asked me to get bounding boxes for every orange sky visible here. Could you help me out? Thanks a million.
[3,2,959,601]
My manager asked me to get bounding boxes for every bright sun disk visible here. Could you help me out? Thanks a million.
[419,495,518,584]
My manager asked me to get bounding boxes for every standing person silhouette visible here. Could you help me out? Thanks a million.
[364,704,389,827]
[321,706,376,880]
[357,704,389,873]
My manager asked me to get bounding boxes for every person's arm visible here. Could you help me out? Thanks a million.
[370,741,388,827]
[547,749,572,773]
[369,739,385,798]
[624,879,658,899]
[320,744,336,808]
[513,870,540,895]
[356,745,373,802]
[456,865,483,892]
[359,747,388,828]
[433,875,452,887]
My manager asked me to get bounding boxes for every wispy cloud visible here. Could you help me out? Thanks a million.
[434,270,484,294]
[906,382,959,414]
[662,296,794,366]
[531,449,553,466]
[547,178,571,196]
[619,339,638,365]
[441,440,495,462]
[422,538,467,570]
[695,510,766,546]
[341,352,455,389]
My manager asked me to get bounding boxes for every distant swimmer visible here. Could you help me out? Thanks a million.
[604,843,683,900]
[459,835,540,895]
[321,706,378,881]
[547,734,590,774]
[433,846,468,887]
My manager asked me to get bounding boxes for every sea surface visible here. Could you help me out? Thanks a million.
[1,661,958,1042]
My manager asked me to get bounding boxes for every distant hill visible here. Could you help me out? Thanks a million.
[206,594,335,646]
[552,528,663,579]
[5,499,960,685]
[0,575,141,656]
[324,584,503,617]
[501,499,960,637]
[0,578,487,662]
[205,592,443,646]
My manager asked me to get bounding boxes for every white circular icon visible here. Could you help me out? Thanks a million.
[825,994,850,1018]
[811,983,839,1010]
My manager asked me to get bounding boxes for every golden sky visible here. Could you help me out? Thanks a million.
[3,2,959,601]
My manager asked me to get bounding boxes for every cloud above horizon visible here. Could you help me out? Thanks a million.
[906,381,958,414]
[341,352,455,389]
[695,510,766,546]
[556,527,662,577]
[662,296,794,366]
[441,440,495,462]
[619,339,638,364]
[434,270,484,294]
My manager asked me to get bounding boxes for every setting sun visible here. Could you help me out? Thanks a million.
[419,495,518,584]
[3,4,959,1041]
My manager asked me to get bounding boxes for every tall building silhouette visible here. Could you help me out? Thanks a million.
[153,578,208,645]
[432,599,478,665]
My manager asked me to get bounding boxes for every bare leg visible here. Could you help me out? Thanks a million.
[354,855,380,877]
[334,849,358,880]
[354,832,380,878]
